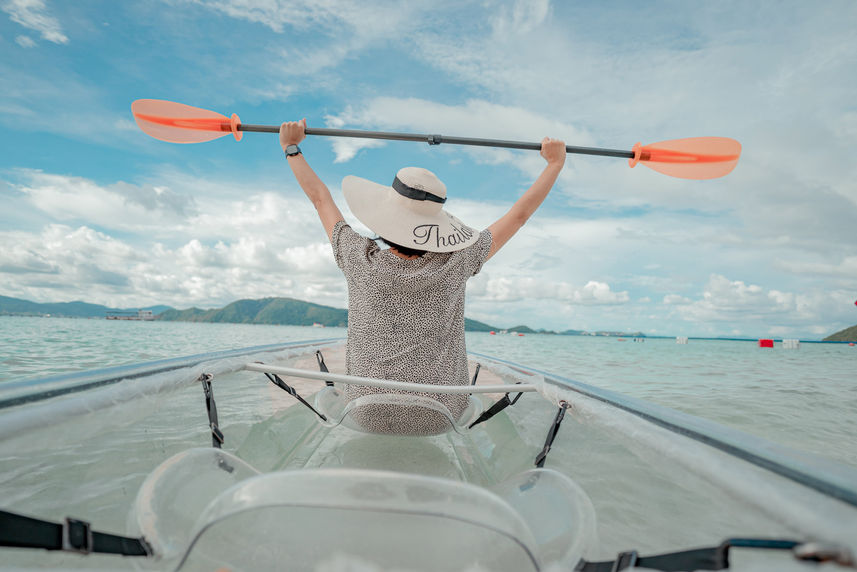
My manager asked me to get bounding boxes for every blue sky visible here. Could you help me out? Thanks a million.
[1,1,855,339]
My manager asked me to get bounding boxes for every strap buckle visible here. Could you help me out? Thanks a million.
[535,401,569,468]
[611,550,638,572]
[316,350,334,387]
[62,517,93,554]
[793,542,855,566]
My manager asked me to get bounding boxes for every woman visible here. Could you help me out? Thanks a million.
[281,120,565,434]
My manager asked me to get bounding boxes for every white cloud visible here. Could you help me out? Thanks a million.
[0,168,355,309]
[191,0,417,35]
[776,256,857,281]
[11,170,197,231]
[0,222,348,310]
[5,162,849,337]
[489,0,551,37]
[14,34,35,47]
[471,275,628,306]
[321,113,387,163]
[2,0,68,44]
[665,274,852,336]
[191,0,431,83]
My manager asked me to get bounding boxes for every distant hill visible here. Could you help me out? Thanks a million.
[159,297,502,331]
[158,297,349,328]
[0,295,171,318]
[464,317,496,332]
[2,294,642,335]
[824,324,857,342]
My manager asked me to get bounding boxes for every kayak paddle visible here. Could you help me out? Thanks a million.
[132,99,741,180]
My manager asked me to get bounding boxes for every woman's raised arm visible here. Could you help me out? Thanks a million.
[485,138,565,260]
[280,120,344,241]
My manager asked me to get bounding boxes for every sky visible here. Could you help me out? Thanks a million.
[0,1,855,339]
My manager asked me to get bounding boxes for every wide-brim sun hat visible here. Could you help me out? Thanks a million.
[342,167,480,253]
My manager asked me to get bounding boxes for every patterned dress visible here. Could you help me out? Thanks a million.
[331,221,493,434]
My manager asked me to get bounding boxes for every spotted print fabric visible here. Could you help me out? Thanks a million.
[331,221,492,434]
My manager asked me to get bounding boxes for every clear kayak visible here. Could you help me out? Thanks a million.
[0,338,855,571]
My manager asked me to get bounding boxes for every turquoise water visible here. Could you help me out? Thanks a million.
[1,316,855,469]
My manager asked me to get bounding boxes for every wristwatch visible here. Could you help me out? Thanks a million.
[285,144,302,157]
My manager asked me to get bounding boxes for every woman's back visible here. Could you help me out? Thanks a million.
[332,222,492,429]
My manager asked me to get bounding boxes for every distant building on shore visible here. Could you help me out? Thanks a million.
[106,310,155,321]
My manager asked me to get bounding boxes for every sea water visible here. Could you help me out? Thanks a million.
[0,315,855,471]
[1,315,856,569]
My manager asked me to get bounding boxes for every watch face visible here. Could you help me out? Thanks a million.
[286,145,300,155]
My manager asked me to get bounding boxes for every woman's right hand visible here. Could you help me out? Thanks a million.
[279,119,306,151]
[540,137,566,168]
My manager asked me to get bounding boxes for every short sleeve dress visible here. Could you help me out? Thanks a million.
[331,221,492,433]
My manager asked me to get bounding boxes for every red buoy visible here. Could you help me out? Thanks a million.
[758,339,774,348]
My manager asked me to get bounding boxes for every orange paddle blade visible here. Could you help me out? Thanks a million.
[629,137,741,180]
[131,99,242,143]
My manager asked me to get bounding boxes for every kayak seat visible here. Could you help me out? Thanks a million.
[132,455,597,571]
[314,385,483,436]
[174,468,543,571]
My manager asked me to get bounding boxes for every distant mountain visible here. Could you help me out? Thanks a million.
[507,325,537,334]
[0,295,171,318]
[159,297,504,331]
[158,297,348,328]
[2,294,634,335]
[824,324,857,342]
[464,317,496,332]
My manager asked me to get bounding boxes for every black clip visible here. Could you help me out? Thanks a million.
[470,363,481,386]
[62,517,93,554]
[316,350,334,387]
[264,372,328,422]
[468,384,524,429]
[199,373,223,448]
[427,134,443,145]
[611,550,638,572]
[210,423,224,445]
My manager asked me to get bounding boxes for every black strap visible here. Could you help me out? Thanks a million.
[0,510,151,556]
[392,177,446,204]
[470,363,481,386]
[576,546,728,572]
[576,538,809,572]
[468,386,523,429]
[263,371,328,422]
[200,373,224,448]
[535,402,569,468]
[316,350,334,387]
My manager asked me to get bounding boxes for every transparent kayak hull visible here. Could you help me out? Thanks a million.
[1,339,856,570]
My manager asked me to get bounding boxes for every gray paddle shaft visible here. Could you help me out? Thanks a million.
[238,123,634,159]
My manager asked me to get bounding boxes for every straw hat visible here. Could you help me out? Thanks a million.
[342,167,480,253]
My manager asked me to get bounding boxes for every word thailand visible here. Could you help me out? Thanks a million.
[412,223,474,248]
